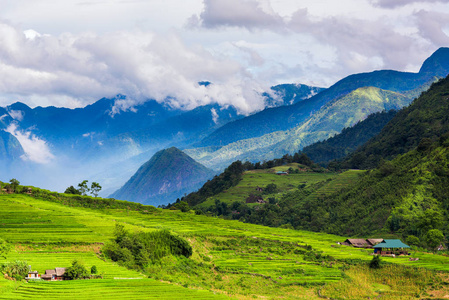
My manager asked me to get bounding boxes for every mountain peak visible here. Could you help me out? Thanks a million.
[419,47,449,77]
[110,147,215,206]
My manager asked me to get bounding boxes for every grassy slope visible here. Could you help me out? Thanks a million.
[1,193,449,299]
[197,163,337,207]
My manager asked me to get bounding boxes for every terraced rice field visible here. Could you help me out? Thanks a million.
[304,169,364,202]
[199,164,338,207]
[2,192,449,299]
[0,279,228,299]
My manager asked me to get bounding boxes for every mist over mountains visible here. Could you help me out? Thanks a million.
[1,47,448,205]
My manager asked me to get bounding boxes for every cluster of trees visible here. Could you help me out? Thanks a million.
[64,260,98,280]
[102,224,192,270]
[0,178,22,193]
[0,260,29,281]
[65,180,102,197]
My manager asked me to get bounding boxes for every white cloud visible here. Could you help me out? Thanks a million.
[5,123,55,164]
[369,0,449,8]
[211,107,219,123]
[0,22,269,114]
[8,110,24,121]
[191,0,285,30]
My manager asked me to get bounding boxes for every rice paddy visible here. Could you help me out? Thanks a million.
[1,191,449,299]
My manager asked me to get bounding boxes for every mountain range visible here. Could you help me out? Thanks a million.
[1,47,449,205]
[186,47,449,170]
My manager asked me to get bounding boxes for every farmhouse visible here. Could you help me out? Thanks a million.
[366,239,383,247]
[373,239,410,256]
[342,239,370,248]
[25,271,40,281]
[342,238,384,248]
[41,268,66,281]
[276,171,288,175]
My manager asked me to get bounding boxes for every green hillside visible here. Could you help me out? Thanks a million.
[189,86,415,170]
[302,110,397,165]
[342,75,449,169]
[110,147,215,206]
[188,47,449,170]
[2,187,449,299]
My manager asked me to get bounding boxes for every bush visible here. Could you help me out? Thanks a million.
[369,255,382,269]
[91,265,97,274]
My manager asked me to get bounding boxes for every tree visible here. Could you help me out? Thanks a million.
[0,238,11,259]
[9,178,19,193]
[369,255,382,269]
[406,235,420,247]
[174,201,190,212]
[90,182,102,197]
[425,229,444,252]
[91,265,97,274]
[264,183,278,194]
[64,186,81,195]
[77,180,90,196]
[64,260,89,280]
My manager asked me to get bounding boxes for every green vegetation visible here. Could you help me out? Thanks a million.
[1,261,29,280]
[302,110,397,165]
[1,191,449,298]
[103,224,192,269]
[342,76,449,169]
[64,260,90,280]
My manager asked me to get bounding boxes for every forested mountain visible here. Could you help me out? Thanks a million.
[302,110,397,165]
[341,75,449,169]
[110,147,215,206]
[182,75,449,243]
[188,48,449,169]
[188,86,416,169]
[195,47,449,150]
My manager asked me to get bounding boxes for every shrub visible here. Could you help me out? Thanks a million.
[91,265,97,274]
[369,255,382,269]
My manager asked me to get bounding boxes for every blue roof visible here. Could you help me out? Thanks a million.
[373,239,410,249]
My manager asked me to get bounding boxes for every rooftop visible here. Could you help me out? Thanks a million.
[373,239,410,249]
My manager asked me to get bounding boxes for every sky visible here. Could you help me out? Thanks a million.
[0,0,448,113]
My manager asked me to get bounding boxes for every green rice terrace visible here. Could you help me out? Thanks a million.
[197,163,345,207]
[1,185,449,299]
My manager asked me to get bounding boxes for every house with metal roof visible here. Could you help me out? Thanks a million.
[373,239,410,256]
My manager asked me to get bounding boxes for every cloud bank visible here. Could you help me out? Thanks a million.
[0,22,267,114]
[5,123,55,164]
[0,0,448,113]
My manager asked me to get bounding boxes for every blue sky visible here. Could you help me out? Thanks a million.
[0,0,448,113]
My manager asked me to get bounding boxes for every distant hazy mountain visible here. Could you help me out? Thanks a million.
[0,130,24,162]
[263,83,325,107]
[187,47,449,169]
[110,147,215,206]
[188,86,413,169]
[196,47,449,150]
